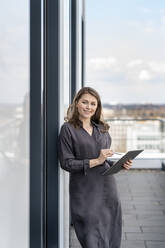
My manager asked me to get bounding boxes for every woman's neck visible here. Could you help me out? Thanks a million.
[79,117,92,127]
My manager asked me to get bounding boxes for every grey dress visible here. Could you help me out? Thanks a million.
[58,120,122,248]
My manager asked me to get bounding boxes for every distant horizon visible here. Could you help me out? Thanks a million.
[1,101,165,106]
[102,102,165,106]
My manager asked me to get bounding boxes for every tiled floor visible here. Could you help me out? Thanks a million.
[70,170,165,248]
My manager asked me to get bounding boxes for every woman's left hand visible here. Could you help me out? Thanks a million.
[123,160,133,170]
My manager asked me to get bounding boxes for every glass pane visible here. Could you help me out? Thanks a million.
[0,1,29,247]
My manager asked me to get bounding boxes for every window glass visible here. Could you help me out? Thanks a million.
[0,1,29,247]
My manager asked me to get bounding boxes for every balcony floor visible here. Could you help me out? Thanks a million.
[70,169,165,248]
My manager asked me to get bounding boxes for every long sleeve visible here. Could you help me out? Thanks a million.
[58,124,89,175]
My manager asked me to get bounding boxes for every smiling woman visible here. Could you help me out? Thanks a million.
[58,87,125,248]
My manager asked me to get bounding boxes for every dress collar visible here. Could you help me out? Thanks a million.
[91,120,100,127]
[78,119,100,128]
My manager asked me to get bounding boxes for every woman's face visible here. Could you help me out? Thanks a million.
[76,93,98,120]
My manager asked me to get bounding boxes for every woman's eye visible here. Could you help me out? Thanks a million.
[82,101,96,106]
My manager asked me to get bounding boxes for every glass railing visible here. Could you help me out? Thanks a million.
[105,118,165,169]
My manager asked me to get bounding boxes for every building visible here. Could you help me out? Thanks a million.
[107,118,165,154]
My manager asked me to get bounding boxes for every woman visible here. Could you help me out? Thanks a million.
[58,87,132,248]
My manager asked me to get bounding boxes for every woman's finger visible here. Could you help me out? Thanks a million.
[125,160,132,166]
[123,166,130,170]
[123,163,132,169]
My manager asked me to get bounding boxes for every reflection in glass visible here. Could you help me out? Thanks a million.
[0,1,29,247]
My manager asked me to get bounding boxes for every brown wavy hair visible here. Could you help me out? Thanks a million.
[65,87,110,133]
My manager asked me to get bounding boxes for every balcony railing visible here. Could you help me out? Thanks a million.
[105,118,165,169]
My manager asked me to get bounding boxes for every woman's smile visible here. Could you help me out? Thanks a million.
[83,110,92,114]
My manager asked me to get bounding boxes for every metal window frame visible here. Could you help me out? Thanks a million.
[30,0,61,247]
[44,0,60,247]
[70,0,78,101]
[30,0,85,247]
[70,0,85,101]
[30,0,42,247]
[82,0,86,86]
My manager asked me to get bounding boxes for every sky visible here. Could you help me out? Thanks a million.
[86,0,165,104]
[0,0,165,105]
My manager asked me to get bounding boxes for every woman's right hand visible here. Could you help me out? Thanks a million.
[98,149,114,164]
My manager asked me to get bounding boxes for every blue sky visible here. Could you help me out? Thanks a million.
[86,0,165,104]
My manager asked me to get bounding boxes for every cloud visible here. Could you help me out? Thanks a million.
[127,21,141,29]
[162,16,165,25]
[87,56,165,86]
[87,57,126,83]
[141,8,152,14]
[86,80,165,104]
[149,61,165,74]
[144,27,155,33]
[160,9,165,15]
[88,57,117,70]
[139,70,152,80]
[127,59,143,67]
[128,19,156,34]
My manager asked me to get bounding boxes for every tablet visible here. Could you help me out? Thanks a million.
[102,149,144,176]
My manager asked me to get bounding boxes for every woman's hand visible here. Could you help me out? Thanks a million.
[123,160,133,170]
[98,149,114,164]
